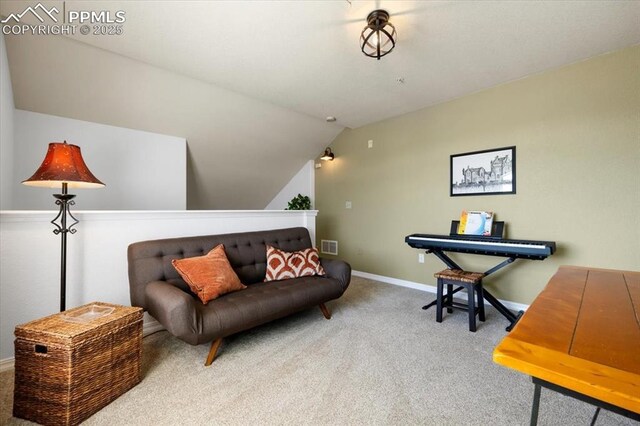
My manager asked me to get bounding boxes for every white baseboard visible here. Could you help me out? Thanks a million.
[352,270,530,312]
[353,270,437,293]
[0,357,14,373]
[0,318,166,372]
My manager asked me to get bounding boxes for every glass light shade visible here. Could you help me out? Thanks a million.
[22,141,105,189]
[320,148,334,161]
[360,10,396,60]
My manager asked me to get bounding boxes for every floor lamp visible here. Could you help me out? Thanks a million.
[22,141,105,312]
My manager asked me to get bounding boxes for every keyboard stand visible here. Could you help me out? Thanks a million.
[421,248,524,331]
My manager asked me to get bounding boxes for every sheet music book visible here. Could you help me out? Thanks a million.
[458,210,494,236]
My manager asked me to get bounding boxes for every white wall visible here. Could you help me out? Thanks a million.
[265,160,315,209]
[5,32,343,209]
[12,110,187,210]
[0,210,317,362]
[0,33,14,210]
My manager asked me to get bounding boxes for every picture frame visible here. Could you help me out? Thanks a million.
[450,146,516,196]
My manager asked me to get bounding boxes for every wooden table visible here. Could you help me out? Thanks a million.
[493,266,640,424]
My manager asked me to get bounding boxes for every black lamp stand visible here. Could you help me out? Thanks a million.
[50,182,79,312]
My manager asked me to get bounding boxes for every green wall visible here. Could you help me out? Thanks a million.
[316,45,640,305]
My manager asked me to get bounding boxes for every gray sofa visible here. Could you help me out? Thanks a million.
[128,227,351,365]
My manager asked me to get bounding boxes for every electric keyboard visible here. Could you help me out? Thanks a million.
[405,233,556,260]
[406,223,557,330]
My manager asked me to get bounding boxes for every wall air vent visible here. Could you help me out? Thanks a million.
[321,240,338,256]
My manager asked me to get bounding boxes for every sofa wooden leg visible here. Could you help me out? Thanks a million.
[319,303,332,320]
[205,338,223,366]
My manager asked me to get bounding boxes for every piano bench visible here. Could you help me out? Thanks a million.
[433,269,486,332]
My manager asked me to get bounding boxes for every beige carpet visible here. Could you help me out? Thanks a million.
[0,277,635,425]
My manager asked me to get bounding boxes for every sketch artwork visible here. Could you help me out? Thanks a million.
[450,147,516,196]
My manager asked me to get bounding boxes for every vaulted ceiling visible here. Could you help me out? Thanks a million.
[2,1,640,208]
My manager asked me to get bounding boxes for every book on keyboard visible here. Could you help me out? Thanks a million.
[458,210,494,236]
[450,220,504,240]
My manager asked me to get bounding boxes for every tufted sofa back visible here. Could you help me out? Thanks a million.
[127,227,313,310]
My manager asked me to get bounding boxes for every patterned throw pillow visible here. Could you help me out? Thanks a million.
[172,244,246,304]
[264,245,326,282]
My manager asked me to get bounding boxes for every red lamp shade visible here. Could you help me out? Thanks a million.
[22,141,105,189]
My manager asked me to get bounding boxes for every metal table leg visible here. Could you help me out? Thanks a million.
[530,382,542,426]
[590,407,601,426]
[531,377,640,424]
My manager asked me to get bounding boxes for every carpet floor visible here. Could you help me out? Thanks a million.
[0,277,636,425]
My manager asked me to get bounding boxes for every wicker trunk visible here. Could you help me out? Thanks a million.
[13,302,143,426]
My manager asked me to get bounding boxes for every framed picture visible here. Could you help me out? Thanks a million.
[450,146,516,196]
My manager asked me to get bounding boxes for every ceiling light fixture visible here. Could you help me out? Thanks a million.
[320,148,335,161]
[360,9,396,60]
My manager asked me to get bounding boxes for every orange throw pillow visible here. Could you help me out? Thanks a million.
[264,245,326,282]
[172,244,246,304]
